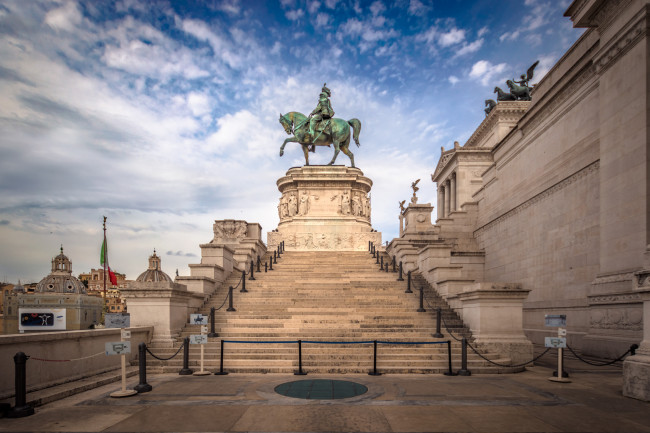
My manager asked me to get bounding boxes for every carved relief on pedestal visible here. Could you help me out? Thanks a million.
[213,220,248,243]
[590,307,643,331]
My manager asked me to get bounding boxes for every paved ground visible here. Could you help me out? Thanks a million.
[1,358,649,433]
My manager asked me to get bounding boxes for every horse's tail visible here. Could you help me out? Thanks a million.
[348,118,361,147]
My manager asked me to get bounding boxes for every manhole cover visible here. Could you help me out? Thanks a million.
[274,379,368,400]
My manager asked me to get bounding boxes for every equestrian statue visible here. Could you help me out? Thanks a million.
[279,83,362,167]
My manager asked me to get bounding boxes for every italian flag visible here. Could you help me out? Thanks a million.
[100,238,118,286]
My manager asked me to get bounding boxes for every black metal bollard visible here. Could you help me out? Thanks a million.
[227,286,236,312]
[379,256,383,271]
[433,308,444,338]
[458,338,471,376]
[215,340,228,375]
[372,245,376,258]
[294,340,307,375]
[249,260,256,280]
[208,307,218,337]
[392,256,397,273]
[257,256,261,272]
[417,286,426,312]
[179,338,193,375]
[135,343,153,392]
[273,250,277,264]
[368,241,371,252]
[277,245,281,258]
[444,340,457,376]
[8,352,34,418]
[405,271,412,293]
[375,251,379,264]
[398,262,404,281]
[265,262,268,272]
[385,260,389,272]
[269,256,274,271]
[240,270,247,293]
[368,340,382,376]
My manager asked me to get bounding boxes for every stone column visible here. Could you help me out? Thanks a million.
[444,180,451,217]
[437,186,444,220]
[450,173,456,213]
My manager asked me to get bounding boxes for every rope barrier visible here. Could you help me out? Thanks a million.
[565,344,634,367]
[29,352,105,362]
[145,342,185,361]
[223,340,297,344]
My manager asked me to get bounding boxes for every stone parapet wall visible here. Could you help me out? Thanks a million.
[0,326,152,399]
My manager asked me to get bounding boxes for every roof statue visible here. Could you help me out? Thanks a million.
[410,179,420,204]
[484,99,497,116]
[279,83,362,167]
[399,200,406,215]
[491,60,539,105]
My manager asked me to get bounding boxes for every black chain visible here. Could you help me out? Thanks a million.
[145,342,184,361]
[565,344,633,366]
[440,313,463,342]
[466,341,552,368]
[213,290,230,311]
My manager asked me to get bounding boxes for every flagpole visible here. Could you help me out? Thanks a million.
[103,216,107,314]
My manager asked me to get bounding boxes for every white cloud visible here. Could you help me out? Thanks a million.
[370,1,385,16]
[308,1,320,14]
[438,28,465,47]
[448,75,459,85]
[477,26,489,37]
[179,18,241,68]
[285,9,304,20]
[324,0,340,8]
[187,92,211,117]
[408,0,428,16]
[469,60,508,86]
[499,30,520,42]
[454,38,483,57]
[315,13,330,27]
[44,1,83,32]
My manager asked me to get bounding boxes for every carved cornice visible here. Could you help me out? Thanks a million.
[593,0,633,29]
[474,160,599,237]
[634,269,650,289]
[465,102,530,149]
[591,270,636,286]
[589,292,642,305]
[595,9,647,74]
[590,306,642,331]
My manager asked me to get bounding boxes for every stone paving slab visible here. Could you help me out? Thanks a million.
[1,365,649,432]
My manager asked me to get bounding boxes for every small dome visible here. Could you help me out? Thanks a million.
[36,247,87,294]
[136,249,172,283]
[12,280,25,293]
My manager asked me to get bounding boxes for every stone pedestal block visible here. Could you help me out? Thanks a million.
[268,166,381,250]
[456,283,533,365]
[403,203,435,235]
[623,273,650,400]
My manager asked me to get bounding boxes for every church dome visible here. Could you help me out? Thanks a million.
[136,249,172,283]
[36,246,87,294]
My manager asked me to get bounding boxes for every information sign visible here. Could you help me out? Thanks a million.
[19,308,66,331]
[105,313,130,329]
[190,314,208,325]
[201,325,208,334]
[121,329,131,339]
[189,335,208,345]
[544,314,566,327]
[545,337,567,348]
[105,341,132,355]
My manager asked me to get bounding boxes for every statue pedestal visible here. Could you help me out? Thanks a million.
[268,166,381,251]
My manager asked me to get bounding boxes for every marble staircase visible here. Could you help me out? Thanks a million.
[144,250,519,373]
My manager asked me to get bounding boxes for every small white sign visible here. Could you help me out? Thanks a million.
[545,314,566,327]
[558,328,567,336]
[189,335,208,345]
[545,337,567,348]
[201,325,208,334]
[105,341,132,355]
[190,314,208,325]
[121,329,131,339]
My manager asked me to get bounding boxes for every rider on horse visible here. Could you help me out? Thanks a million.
[309,83,335,142]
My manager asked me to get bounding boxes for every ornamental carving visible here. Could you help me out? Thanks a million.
[213,220,247,242]
[268,231,381,251]
[590,307,642,331]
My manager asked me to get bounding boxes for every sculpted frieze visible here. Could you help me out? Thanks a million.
[213,220,248,242]
[590,307,642,331]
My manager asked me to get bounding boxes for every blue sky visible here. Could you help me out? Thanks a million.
[0,0,582,283]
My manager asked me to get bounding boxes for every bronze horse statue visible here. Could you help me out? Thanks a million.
[279,111,361,167]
